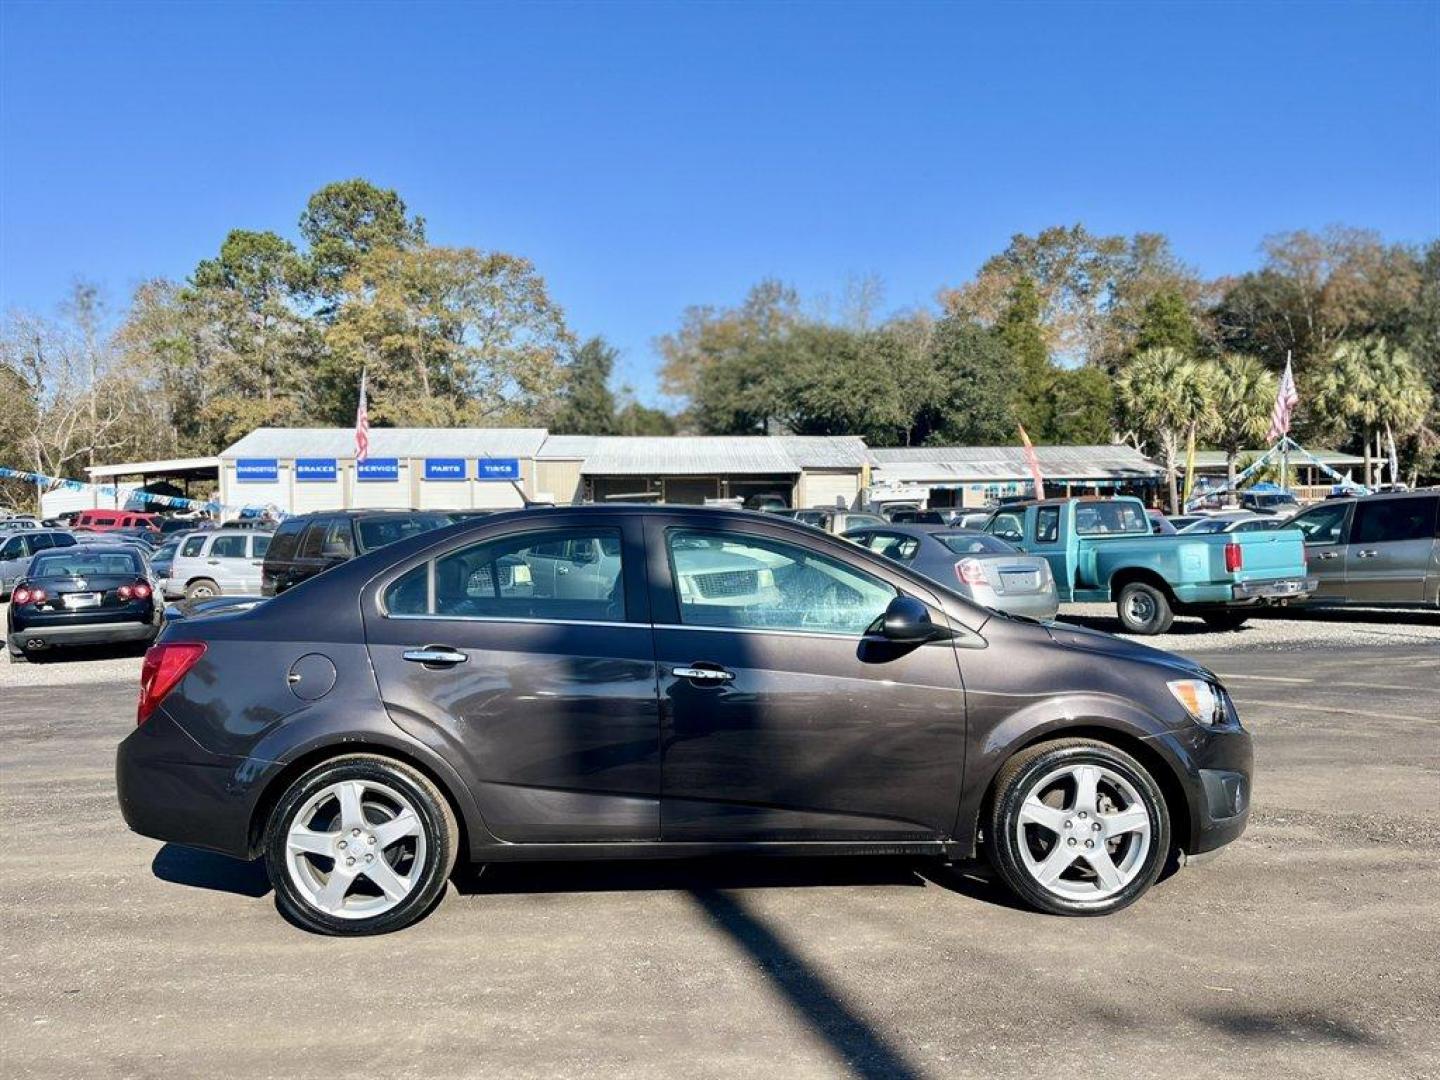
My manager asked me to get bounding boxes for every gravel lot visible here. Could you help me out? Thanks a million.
[1,605,1437,1079]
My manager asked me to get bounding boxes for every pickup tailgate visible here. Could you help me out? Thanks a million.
[1226,527,1308,584]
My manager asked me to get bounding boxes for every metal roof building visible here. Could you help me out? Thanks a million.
[869,444,1164,507]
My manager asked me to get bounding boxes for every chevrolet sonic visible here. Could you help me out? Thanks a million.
[117,505,1251,935]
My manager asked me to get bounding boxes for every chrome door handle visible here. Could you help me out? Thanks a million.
[403,648,468,665]
[1316,551,1339,560]
[673,666,734,682]
[1355,550,1379,559]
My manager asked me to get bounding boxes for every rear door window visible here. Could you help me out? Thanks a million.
[384,528,625,623]
[251,535,271,558]
[1351,498,1438,544]
[210,534,248,559]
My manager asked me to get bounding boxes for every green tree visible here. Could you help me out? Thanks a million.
[299,179,426,300]
[1210,354,1277,491]
[1310,338,1431,486]
[553,337,618,434]
[1133,288,1198,355]
[1047,366,1115,444]
[1116,347,1219,512]
[322,244,571,428]
[613,390,677,436]
[913,318,1016,445]
[995,276,1054,436]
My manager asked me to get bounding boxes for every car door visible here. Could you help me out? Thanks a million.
[362,515,661,843]
[1289,502,1352,601]
[205,532,249,593]
[1343,496,1439,603]
[647,516,966,842]
[244,534,270,593]
[0,534,28,592]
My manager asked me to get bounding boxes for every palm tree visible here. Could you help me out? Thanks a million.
[1116,347,1219,513]
[1211,354,1277,492]
[1310,338,1431,486]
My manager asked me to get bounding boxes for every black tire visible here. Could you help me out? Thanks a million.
[1116,581,1173,635]
[1200,612,1249,631]
[986,738,1171,916]
[264,754,459,936]
[185,579,219,601]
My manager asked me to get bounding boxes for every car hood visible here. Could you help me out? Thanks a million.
[1042,619,1214,681]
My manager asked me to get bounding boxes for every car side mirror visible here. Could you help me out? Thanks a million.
[880,595,944,643]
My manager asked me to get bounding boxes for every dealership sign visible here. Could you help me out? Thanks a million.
[476,457,520,481]
[295,458,337,482]
[356,458,400,482]
[424,458,467,481]
[235,458,278,483]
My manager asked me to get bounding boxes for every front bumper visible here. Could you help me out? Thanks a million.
[1231,576,1317,602]
[1144,719,1253,858]
[9,620,157,651]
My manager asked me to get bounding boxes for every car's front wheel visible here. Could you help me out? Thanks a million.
[264,754,459,935]
[987,739,1170,915]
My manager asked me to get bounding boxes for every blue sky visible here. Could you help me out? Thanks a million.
[2,1,1437,402]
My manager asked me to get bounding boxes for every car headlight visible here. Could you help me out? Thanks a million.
[1167,679,1226,726]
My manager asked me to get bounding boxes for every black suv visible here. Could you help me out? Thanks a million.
[261,510,461,596]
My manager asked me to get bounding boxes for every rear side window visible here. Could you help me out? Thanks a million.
[1034,507,1060,544]
[384,528,625,623]
[210,534,248,558]
[30,533,55,552]
[266,519,306,563]
[666,528,894,636]
[181,535,207,558]
[1351,498,1438,544]
[299,521,328,559]
[1074,502,1148,535]
[251,535,271,558]
[324,519,356,557]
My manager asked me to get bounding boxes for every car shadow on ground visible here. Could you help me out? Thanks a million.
[151,844,272,897]
[1061,604,1439,637]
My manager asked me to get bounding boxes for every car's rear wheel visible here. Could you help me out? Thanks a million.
[987,739,1170,915]
[1200,612,1248,631]
[1116,581,1173,635]
[185,579,219,600]
[264,754,459,935]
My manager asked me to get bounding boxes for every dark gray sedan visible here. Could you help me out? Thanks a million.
[118,505,1250,934]
[843,523,1059,620]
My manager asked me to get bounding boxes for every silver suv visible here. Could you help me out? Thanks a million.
[1287,491,1439,606]
[164,530,274,600]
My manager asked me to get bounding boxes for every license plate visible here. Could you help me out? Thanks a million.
[1001,572,1039,591]
[63,592,100,609]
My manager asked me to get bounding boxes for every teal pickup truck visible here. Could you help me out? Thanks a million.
[983,497,1315,634]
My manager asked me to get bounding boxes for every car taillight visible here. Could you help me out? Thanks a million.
[118,581,152,600]
[1224,542,1243,573]
[137,642,207,725]
[955,559,990,586]
[12,586,46,605]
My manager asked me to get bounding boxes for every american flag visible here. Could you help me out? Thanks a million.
[354,368,370,464]
[1266,354,1299,443]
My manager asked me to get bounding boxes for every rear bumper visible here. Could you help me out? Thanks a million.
[1230,576,1316,603]
[9,620,157,651]
[116,709,259,858]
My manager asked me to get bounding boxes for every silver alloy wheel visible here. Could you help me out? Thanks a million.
[284,778,427,919]
[1124,591,1154,624]
[190,583,216,598]
[1014,763,1152,901]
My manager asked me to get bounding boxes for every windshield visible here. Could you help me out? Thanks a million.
[1073,502,1149,536]
[356,515,452,552]
[936,533,1017,555]
[30,550,141,577]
